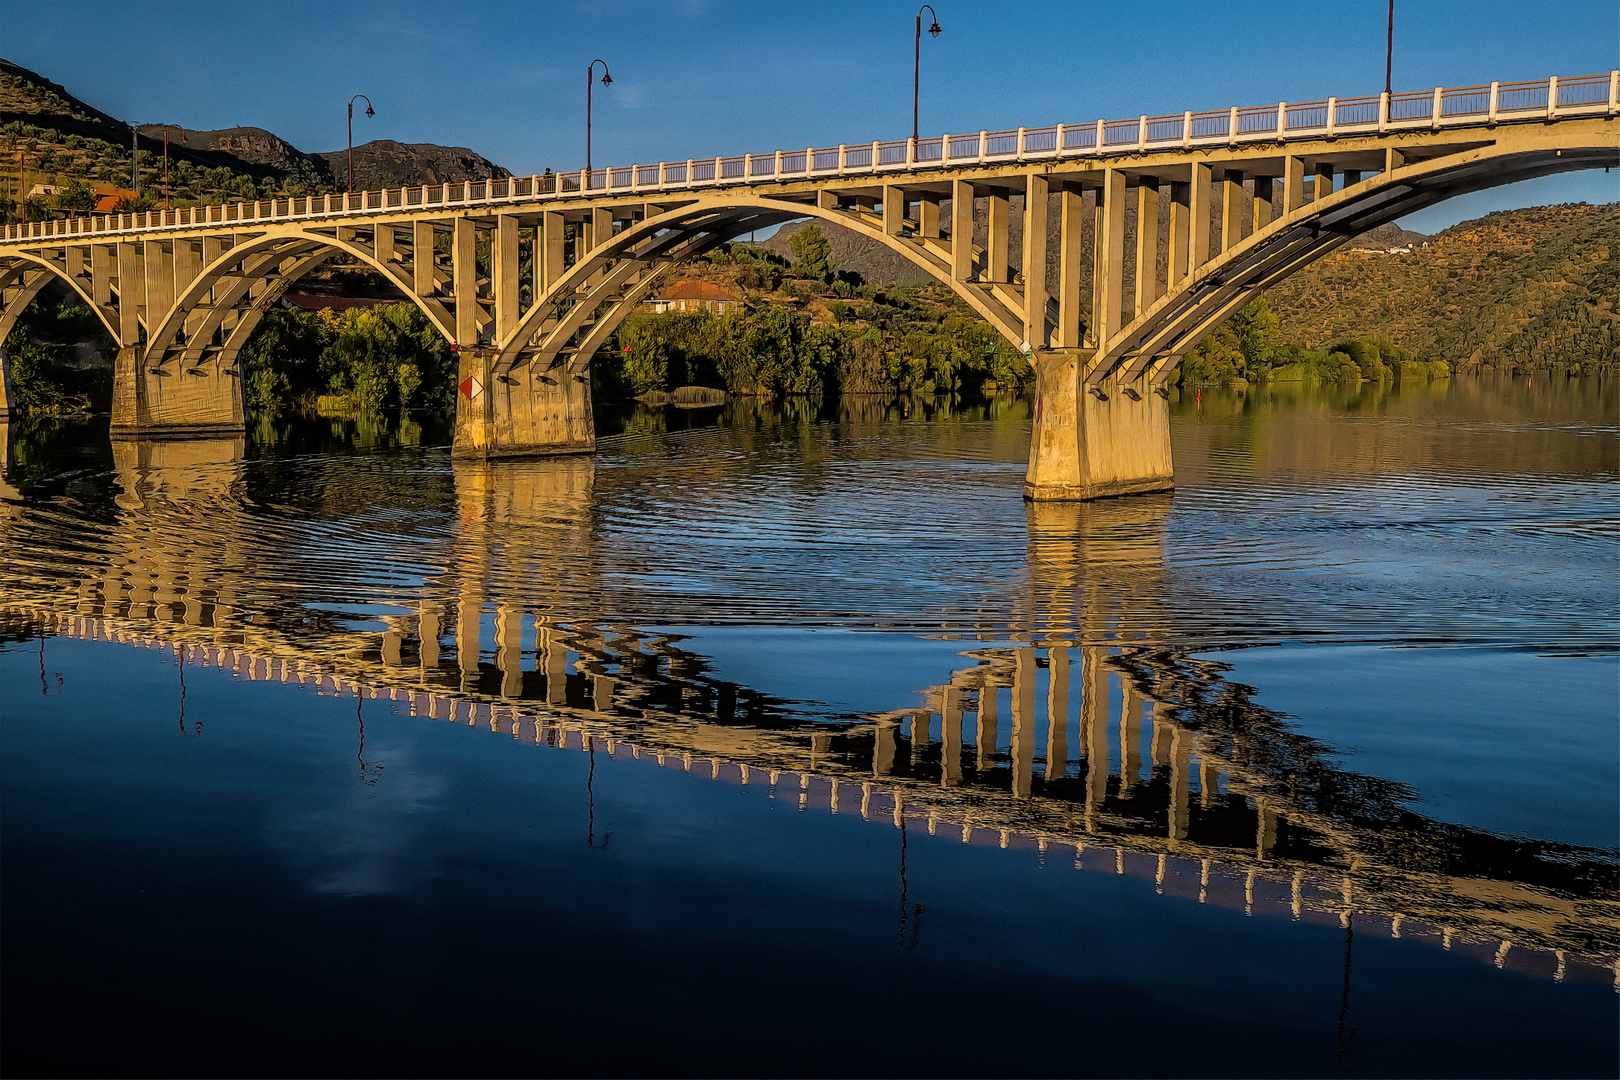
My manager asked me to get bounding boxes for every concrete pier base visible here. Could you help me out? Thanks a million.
[111,347,245,437]
[451,349,595,460]
[1024,351,1173,502]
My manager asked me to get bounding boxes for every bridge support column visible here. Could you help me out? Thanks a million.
[111,345,246,437]
[1024,351,1173,501]
[451,349,595,460]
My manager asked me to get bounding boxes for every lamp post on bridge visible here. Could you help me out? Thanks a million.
[1385,0,1394,97]
[913,6,942,145]
[586,59,613,184]
[347,95,375,196]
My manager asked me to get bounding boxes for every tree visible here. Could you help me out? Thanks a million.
[789,223,833,280]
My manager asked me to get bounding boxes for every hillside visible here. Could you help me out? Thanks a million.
[1,57,510,209]
[1265,202,1619,368]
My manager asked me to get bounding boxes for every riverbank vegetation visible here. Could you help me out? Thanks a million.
[239,305,456,414]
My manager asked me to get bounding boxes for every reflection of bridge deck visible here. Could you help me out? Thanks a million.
[13,605,1616,989]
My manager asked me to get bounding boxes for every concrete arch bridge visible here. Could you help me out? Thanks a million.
[1,72,1615,500]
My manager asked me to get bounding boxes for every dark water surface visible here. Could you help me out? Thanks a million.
[2,375,1616,1078]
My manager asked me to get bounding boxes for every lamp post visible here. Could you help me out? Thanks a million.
[347,94,374,196]
[913,6,942,144]
[586,60,613,184]
[160,127,186,210]
[1384,0,1394,97]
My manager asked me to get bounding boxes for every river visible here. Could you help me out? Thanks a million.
[1,373,1615,1078]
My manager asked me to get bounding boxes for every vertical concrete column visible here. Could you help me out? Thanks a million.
[65,245,86,285]
[1342,169,1363,188]
[143,241,172,334]
[1011,647,1037,798]
[413,222,436,297]
[1082,647,1110,823]
[1024,349,1082,496]
[1055,185,1085,348]
[1118,682,1141,796]
[1384,147,1405,174]
[543,211,566,288]
[1282,156,1306,215]
[495,214,520,346]
[1092,169,1126,349]
[496,602,522,698]
[172,241,205,342]
[1188,163,1212,272]
[1045,643,1069,780]
[941,685,963,786]
[452,218,478,346]
[539,621,568,706]
[916,192,941,238]
[1021,173,1050,348]
[1219,168,1245,252]
[882,185,905,235]
[1251,175,1274,234]
[1166,182,1191,288]
[1133,178,1160,315]
[375,223,395,265]
[418,599,442,671]
[975,680,999,773]
[1170,725,1190,841]
[91,244,113,309]
[986,188,1010,282]
[950,179,974,282]
[456,586,482,690]
[1313,163,1334,202]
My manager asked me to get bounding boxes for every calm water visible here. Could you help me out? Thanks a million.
[1,374,1616,1078]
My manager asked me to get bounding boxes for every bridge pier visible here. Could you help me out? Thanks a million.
[1024,351,1173,501]
[451,349,595,460]
[111,346,245,438]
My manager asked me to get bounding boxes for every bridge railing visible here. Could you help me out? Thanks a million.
[4,71,1615,245]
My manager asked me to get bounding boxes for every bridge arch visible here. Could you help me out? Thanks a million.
[0,252,121,345]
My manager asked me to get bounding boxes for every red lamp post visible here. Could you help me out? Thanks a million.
[347,95,375,195]
[914,6,942,144]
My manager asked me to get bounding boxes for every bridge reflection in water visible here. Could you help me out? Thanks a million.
[1,432,1614,989]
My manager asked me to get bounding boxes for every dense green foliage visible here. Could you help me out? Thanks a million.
[1,292,110,414]
[240,304,455,413]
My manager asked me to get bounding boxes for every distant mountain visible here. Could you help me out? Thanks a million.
[1,57,510,194]
[314,140,508,192]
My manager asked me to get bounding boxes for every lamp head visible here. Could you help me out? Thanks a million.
[928,20,941,36]
[364,104,375,118]
[600,70,612,86]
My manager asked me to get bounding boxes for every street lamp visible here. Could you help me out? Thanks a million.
[586,59,612,183]
[347,94,375,195]
[1384,0,1394,97]
[914,5,942,144]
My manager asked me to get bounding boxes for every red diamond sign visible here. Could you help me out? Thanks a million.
[458,374,483,400]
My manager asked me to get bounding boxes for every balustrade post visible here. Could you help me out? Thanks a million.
[686,159,695,186]
[1610,70,1619,115]
[1378,91,1390,132]
[1276,101,1287,138]
[977,131,986,164]
[1181,111,1192,149]
[1137,115,1147,150]
[1326,97,1337,136]
[1431,86,1443,130]
[712,156,722,185]
[870,140,880,172]
[805,147,814,174]
[1546,76,1558,119]
[1017,127,1027,158]
[1488,82,1500,124]
[1055,124,1066,156]
[838,145,847,174]
[1227,106,1239,144]
[743,153,752,182]
[906,138,915,167]
[1094,118,1104,153]
[463,180,473,202]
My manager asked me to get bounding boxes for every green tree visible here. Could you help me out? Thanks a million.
[789,223,833,279]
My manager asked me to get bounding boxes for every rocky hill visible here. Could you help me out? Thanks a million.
[315,140,508,191]
[1,57,510,199]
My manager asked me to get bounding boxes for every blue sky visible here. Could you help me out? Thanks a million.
[8,0,1617,232]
